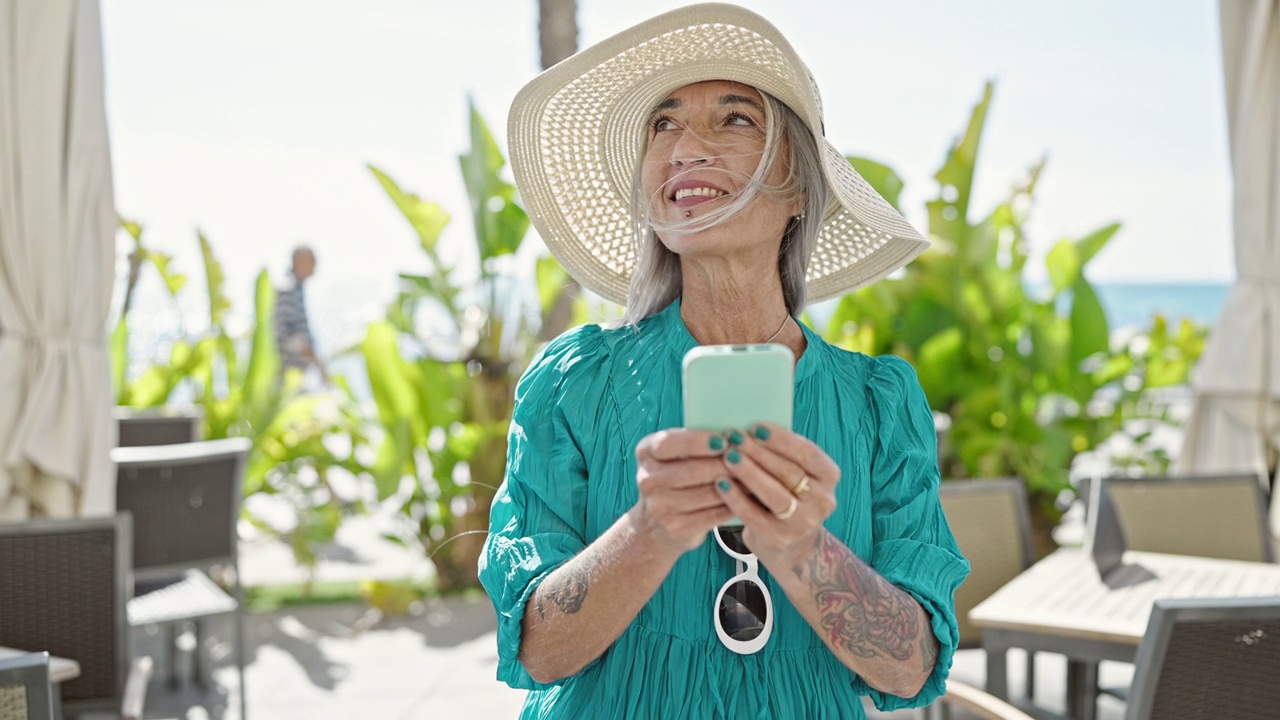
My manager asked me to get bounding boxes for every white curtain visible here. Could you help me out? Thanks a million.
[0,0,116,519]
[1178,1,1280,531]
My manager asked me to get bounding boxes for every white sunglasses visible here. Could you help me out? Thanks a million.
[712,525,774,654]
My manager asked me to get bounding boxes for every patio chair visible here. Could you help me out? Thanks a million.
[113,406,203,447]
[1120,596,1280,719]
[934,678,1036,720]
[933,479,1038,715]
[0,516,151,719]
[1103,473,1273,563]
[111,437,251,719]
[0,652,53,720]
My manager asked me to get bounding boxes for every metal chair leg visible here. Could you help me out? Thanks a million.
[167,622,180,689]
[235,573,248,720]
[1025,650,1036,701]
[194,619,208,691]
[235,607,248,719]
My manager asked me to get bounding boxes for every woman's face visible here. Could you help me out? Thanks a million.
[641,80,799,257]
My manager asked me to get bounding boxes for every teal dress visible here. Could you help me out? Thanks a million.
[480,300,969,719]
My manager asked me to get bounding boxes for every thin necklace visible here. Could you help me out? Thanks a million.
[763,314,791,344]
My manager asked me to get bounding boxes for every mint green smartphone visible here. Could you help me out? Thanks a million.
[683,343,795,525]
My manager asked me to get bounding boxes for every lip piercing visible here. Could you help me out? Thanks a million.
[684,211,692,218]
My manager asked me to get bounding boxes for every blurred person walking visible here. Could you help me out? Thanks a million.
[275,245,327,384]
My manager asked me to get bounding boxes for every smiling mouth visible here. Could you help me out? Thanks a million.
[673,187,728,202]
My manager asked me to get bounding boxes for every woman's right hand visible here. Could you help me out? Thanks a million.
[631,429,735,553]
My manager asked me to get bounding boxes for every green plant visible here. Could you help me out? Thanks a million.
[360,100,539,592]
[824,82,1205,548]
[110,223,375,585]
[112,219,199,406]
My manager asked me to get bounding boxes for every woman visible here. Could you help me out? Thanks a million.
[481,4,969,718]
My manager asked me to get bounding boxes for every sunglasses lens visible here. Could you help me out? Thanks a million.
[716,525,751,556]
[718,580,768,641]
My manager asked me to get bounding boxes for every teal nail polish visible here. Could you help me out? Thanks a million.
[717,478,731,493]
[728,430,744,446]
[754,425,770,441]
[709,435,725,451]
[726,449,741,464]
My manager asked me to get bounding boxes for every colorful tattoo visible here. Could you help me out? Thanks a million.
[536,558,592,620]
[799,532,919,662]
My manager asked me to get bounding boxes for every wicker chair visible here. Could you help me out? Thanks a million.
[927,479,1037,718]
[1121,596,1280,719]
[0,516,150,719]
[1087,476,1279,714]
[111,437,250,719]
[1103,473,1273,563]
[113,406,203,447]
[926,479,1038,717]
[0,652,53,720]
[940,479,1034,648]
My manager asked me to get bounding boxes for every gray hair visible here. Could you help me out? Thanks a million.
[622,90,830,325]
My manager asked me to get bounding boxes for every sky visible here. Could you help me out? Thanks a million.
[98,0,1233,345]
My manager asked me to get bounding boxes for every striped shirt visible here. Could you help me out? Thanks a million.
[275,280,313,370]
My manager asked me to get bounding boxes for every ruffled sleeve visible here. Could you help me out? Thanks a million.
[478,325,608,690]
[859,355,970,711]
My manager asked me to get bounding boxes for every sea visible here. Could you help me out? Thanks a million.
[126,281,1233,404]
[339,282,1232,400]
[1082,282,1229,332]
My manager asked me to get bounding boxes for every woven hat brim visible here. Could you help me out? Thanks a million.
[509,2,929,307]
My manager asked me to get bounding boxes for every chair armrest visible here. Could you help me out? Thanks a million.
[121,656,154,720]
[940,679,1037,720]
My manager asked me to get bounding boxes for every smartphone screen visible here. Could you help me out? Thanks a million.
[683,344,794,526]
[682,343,794,432]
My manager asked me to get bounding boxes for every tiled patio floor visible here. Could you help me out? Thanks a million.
[102,516,1127,720]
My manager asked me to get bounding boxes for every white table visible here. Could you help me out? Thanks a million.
[969,548,1280,719]
[0,646,80,683]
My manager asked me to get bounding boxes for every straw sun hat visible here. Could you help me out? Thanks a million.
[508,2,928,307]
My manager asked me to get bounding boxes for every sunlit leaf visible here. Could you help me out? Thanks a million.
[1075,223,1120,267]
[1090,354,1133,387]
[417,359,464,430]
[144,250,187,297]
[1069,278,1109,367]
[198,230,232,330]
[361,320,431,451]
[242,270,281,425]
[371,418,412,500]
[1045,240,1080,294]
[120,217,143,242]
[918,327,964,402]
[111,316,128,404]
[927,81,993,244]
[369,165,452,254]
[459,98,529,262]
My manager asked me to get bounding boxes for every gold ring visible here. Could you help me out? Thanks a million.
[790,474,811,496]
[775,496,799,520]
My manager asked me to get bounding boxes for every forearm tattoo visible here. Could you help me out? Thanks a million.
[535,555,592,620]
[797,532,920,662]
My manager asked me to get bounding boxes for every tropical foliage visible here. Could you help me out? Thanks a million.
[111,222,373,585]
[356,100,543,592]
[113,85,1206,589]
[827,82,1206,529]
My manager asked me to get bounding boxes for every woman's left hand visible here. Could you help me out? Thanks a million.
[715,422,841,568]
